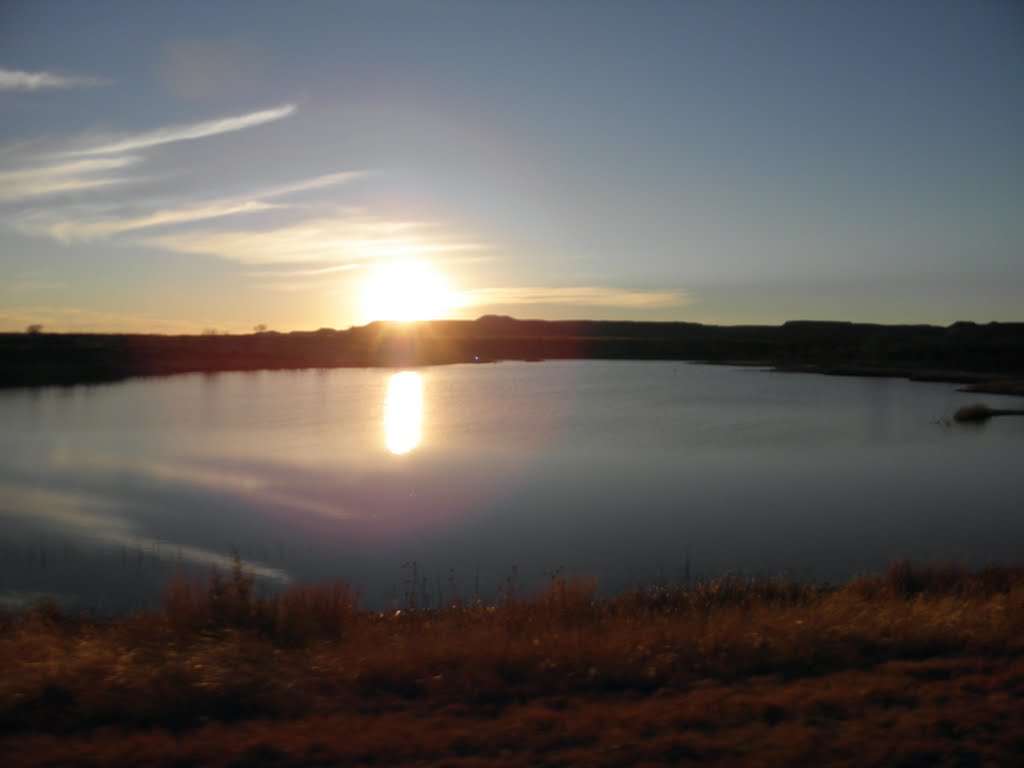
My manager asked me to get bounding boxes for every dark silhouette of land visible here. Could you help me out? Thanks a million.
[3,316,1024,394]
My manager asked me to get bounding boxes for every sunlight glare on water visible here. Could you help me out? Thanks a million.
[384,371,423,455]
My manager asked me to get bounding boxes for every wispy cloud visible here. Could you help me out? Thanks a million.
[142,209,483,265]
[0,67,109,91]
[21,170,363,242]
[44,200,279,242]
[253,171,363,199]
[247,264,362,278]
[0,156,139,201]
[0,104,300,204]
[62,104,296,158]
[242,263,363,294]
[0,100,484,306]
[463,286,687,308]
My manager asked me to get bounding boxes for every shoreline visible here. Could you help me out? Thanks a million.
[764,362,1024,396]
[3,317,1023,397]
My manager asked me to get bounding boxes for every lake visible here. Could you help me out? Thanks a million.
[1,360,1022,613]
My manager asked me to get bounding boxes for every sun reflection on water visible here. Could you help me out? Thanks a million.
[384,371,423,455]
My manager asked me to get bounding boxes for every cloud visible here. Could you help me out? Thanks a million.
[62,103,296,157]
[0,104,300,205]
[142,209,483,265]
[0,67,109,91]
[247,264,362,278]
[0,100,485,306]
[252,170,364,199]
[18,169,363,242]
[0,156,139,201]
[42,200,280,242]
[242,262,363,294]
[463,285,687,309]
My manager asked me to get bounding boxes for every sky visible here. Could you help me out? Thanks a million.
[1,0,1021,333]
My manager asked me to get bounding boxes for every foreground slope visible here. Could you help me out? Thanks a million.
[2,563,1022,766]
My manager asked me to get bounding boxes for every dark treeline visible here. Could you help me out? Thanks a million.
[3,316,1024,392]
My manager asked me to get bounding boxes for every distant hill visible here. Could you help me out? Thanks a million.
[2,317,1023,394]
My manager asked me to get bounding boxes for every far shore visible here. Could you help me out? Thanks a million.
[3,316,1024,396]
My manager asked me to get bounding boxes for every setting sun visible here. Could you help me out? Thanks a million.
[358,260,459,323]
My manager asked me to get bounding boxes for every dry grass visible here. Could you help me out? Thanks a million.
[2,561,1023,765]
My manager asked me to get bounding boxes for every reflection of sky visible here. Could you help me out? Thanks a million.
[0,482,290,582]
[2,363,1024,610]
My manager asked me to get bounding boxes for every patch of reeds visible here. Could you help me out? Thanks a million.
[1,561,1022,734]
[954,402,1024,422]
[162,557,359,647]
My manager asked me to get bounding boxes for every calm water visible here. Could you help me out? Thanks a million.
[1,361,1022,613]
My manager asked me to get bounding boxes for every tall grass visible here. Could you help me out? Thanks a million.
[1,561,1022,734]
[162,557,359,646]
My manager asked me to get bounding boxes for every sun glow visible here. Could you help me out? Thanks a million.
[359,260,459,323]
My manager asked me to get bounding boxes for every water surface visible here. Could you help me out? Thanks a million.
[1,361,1022,612]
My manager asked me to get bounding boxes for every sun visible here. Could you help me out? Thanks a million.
[359,260,459,323]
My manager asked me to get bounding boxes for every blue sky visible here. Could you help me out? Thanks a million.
[1,0,1021,332]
